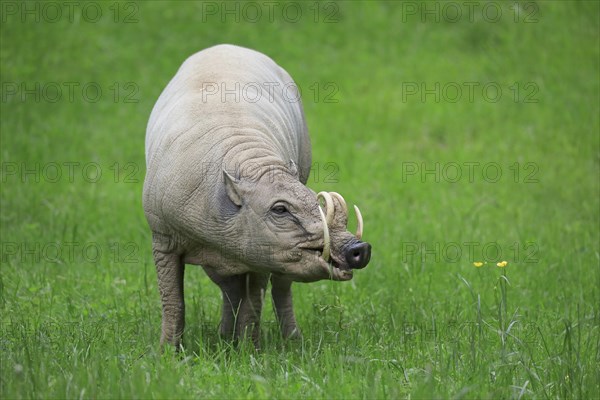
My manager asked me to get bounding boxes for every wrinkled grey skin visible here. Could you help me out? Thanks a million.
[143,44,370,349]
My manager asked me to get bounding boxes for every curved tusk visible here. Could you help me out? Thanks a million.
[317,191,334,225]
[353,205,363,240]
[318,206,330,262]
[329,192,348,223]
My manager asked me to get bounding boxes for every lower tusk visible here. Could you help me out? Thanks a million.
[318,206,331,262]
[354,205,363,240]
[317,191,334,225]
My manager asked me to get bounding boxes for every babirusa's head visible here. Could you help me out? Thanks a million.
[221,168,371,282]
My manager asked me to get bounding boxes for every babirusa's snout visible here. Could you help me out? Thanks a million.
[344,242,371,269]
[317,191,371,269]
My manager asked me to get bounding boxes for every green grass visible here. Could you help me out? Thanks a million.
[1,1,599,398]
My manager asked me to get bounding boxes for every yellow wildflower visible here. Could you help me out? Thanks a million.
[473,262,484,267]
[497,261,508,268]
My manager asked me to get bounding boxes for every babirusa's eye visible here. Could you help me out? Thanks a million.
[271,204,289,215]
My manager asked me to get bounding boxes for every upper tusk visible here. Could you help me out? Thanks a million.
[354,205,363,240]
[329,192,348,223]
[318,206,330,262]
[317,191,334,225]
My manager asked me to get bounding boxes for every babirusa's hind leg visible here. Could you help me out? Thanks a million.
[214,274,244,340]
[235,272,270,347]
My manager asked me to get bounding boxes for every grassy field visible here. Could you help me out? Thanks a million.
[1,1,599,398]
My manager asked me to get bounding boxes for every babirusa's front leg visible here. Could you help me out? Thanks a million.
[270,275,302,339]
[153,247,185,350]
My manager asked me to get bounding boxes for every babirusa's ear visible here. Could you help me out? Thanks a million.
[288,160,299,179]
[223,169,243,206]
